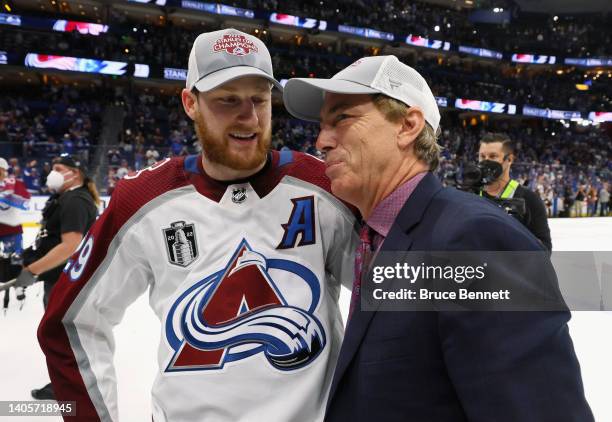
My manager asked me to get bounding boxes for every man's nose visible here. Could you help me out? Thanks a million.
[237,99,259,126]
[316,126,336,153]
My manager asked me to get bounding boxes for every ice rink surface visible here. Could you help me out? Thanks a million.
[0,218,610,421]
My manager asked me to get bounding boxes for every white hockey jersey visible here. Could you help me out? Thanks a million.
[39,151,358,422]
[0,175,31,229]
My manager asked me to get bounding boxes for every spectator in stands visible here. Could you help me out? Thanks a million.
[107,148,122,169]
[599,182,610,216]
[574,185,587,217]
[134,144,146,170]
[587,185,598,217]
[23,160,41,194]
[61,133,75,155]
[115,160,130,179]
[145,146,160,166]
[76,133,91,163]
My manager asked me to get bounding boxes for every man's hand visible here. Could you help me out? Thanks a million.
[15,287,26,301]
[15,269,37,288]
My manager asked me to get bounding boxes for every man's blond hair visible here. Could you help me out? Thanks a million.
[372,94,442,171]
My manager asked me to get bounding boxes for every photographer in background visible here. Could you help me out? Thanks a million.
[478,133,552,251]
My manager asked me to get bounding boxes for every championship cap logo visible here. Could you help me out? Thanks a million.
[213,34,258,57]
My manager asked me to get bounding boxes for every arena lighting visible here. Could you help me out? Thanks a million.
[0,12,21,26]
[571,117,594,127]
[588,111,612,123]
[269,13,328,30]
[553,15,559,21]
[406,35,451,51]
[455,98,516,114]
[575,84,589,91]
[523,105,581,120]
[459,45,503,60]
[52,20,109,35]
[434,25,440,31]
[512,54,556,64]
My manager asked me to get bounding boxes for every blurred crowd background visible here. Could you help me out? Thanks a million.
[0,0,610,217]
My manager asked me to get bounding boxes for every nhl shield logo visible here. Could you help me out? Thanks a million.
[231,187,247,204]
[163,221,198,267]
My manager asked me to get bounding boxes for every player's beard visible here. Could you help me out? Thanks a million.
[194,113,271,171]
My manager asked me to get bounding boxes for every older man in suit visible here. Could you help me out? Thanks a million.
[283,55,593,422]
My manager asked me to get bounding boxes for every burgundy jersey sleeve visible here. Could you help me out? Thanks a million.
[37,157,189,421]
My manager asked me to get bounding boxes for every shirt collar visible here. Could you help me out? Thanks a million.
[366,172,427,238]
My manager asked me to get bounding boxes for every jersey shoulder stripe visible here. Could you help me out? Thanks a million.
[112,157,190,230]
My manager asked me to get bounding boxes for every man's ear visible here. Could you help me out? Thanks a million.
[181,89,199,121]
[397,107,426,150]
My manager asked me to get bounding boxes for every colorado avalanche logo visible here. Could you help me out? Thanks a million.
[164,239,325,372]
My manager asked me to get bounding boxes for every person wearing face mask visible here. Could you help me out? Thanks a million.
[478,132,552,251]
[14,153,99,400]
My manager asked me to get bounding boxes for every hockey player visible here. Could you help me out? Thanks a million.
[38,29,358,421]
[0,157,31,311]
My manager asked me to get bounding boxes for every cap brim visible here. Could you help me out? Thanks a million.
[283,78,379,122]
[193,66,282,92]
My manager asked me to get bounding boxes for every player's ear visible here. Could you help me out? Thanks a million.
[397,107,425,150]
[181,89,199,121]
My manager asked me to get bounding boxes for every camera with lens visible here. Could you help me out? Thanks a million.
[457,161,526,220]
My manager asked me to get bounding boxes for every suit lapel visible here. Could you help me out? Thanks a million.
[327,173,443,407]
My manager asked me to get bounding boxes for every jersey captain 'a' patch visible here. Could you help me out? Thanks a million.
[164,239,326,373]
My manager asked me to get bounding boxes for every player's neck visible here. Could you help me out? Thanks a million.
[200,155,267,182]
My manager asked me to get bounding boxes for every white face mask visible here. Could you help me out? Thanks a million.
[46,170,72,192]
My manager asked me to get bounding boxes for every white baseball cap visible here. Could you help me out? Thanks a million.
[186,28,282,92]
[0,158,8,170]
[283,55,440,131]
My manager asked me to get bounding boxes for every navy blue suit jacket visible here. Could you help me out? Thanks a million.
[325,173,593,422]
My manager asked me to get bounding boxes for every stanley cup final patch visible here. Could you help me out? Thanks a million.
[163,221,199,267]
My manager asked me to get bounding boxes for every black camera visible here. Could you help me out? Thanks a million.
[457,162,527,220]
[459,162,502,193]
